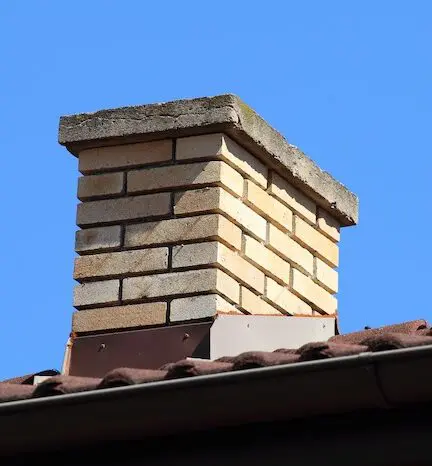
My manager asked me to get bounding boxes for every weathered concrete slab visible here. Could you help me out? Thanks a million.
[59,94,358,225]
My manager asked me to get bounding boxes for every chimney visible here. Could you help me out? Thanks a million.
[59,95,358,372]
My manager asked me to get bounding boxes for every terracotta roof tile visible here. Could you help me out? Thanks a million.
[360,333,432,351]
[232,351,300,370]
[32,375,101,398]
[329,319,428,344]
[165,360,233,379]
[3,369,60,385]
[99,368,167,388]
[297,341,368,361]
[0,383,34,402]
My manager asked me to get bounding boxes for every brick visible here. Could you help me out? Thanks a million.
[75,225,122,253]
[128,161,243,197]
[123,269,239,303]
[244,180,293,232]
[170,294,237,322]
[267,225,314,275]
[240,287,283,315]
[317,208,340,242]
[77,172,124,200]
[77,193,171,226]
[74,248,168,280]
[315,258,338,294]
[72,302,167,333]
[172,242,265,293]
[294,216,339,267]
[79,140,172,174]
[73,280,120,308]
[176,133,267,188]
[124,214,241,250]
[265,277,312,315]
[292,269,337,315]
[269,172,316,223]
[243,235,290,285]
[174,187,266,240]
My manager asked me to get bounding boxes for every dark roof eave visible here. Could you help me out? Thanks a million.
[1,345,431,455]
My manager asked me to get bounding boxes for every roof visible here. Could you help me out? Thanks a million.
[58,94,358,225]
[2,319,431,402]
[1,318,432,455]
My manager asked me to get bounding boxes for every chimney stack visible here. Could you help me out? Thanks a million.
[59,95,358,352]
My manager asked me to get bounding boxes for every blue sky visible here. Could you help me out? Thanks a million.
[0,1,430,379]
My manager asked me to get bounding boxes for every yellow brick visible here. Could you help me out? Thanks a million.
[317,208,340,242]
[72,303,167,333]
[269,172,316,223]
[243,235,290,285]
[125,214,242,250]
[174,187,267,240]
[128,161,243,197]
[79,140,172,174]
[122,268,240,304]
[240,287,283,315]
[265,277,312,315]
[74,248,168,281]
[78,172,124,200]
[267,225,314,274]
[170,294,238,322]
[294,216,339,267]
[315,258,338,294]
[77,193,171,226]
[176,133,267,188]
[244,180,293,232]
[172,242,265,294]
[292,269,337,315]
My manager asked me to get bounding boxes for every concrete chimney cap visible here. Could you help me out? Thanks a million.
[58,94,358,225]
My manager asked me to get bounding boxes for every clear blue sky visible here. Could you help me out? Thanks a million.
[1,1,430,380]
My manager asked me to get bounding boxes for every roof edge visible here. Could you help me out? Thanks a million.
[58,94,358,225]
[1,345,431,455]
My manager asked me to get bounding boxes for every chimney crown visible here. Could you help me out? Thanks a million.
[59,94,358,225]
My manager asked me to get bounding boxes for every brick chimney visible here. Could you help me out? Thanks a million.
[59,95,358,348]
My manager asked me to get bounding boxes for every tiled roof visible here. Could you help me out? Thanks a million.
[1,319,431,404]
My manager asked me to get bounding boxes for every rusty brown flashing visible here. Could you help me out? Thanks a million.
[69,322,212,377]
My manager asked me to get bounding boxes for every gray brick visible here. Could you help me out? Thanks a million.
[79,140,172,173]
[128,161,243,197]
[122,268,239,303]
[78,172,124,200]
[72,302,167,332]
[124,214,242,250]
[170,294,236,322]
[75,225,122,253]
[73,280,120,308]
[76,193,171,226]
[74,248,169,280]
